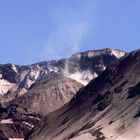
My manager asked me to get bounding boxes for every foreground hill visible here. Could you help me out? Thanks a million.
[27,49,140,140]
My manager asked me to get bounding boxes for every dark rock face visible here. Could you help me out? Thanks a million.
[0,130,9,140]
[27,49,140,140]
[127,82,140,98]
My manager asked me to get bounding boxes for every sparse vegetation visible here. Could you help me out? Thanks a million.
[89,128,105,140]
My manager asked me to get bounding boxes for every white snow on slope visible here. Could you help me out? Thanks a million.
[111,49,126,58]
[11,64,18,73]
[0,79,16,95]
[0,119,13,124]
[28,116,40,120]
[20,71,29,81]
[22,122,34,128]
[65,71,98,85]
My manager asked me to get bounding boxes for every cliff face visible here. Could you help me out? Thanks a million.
[27,49,140,140]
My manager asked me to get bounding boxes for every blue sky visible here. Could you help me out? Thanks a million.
[0,0,140,65]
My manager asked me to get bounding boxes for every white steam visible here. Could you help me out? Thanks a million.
[42,21,89,59]
[63,21,90,74]
[42,21,90,74]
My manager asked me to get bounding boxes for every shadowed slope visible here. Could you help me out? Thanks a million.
[27,49,140,140]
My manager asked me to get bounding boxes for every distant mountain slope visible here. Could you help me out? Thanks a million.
[27,49,140,140]
[0,48,126,104]
[9,73,82,116]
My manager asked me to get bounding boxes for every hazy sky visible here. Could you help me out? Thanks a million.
[0,0,140,65]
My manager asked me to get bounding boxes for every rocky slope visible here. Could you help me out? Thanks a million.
[0,48,126,104]
[26,49,140,140]
[9,73,82,116]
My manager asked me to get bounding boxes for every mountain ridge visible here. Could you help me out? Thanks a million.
[0,48,126,104]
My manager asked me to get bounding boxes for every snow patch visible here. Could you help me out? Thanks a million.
[11,65,18,73]
[22,122,34,128]
[111,49,126,58]
[0,119,13,124]
[47,66,58,73]
[20,70,29,81]
[65,71,98,85]
[0,79,16,95]
[28,116,40,120]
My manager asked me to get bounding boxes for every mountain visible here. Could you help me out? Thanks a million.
[0,48,126,140]
[26,49,140,140]
[0,48,126,104]
[9,73,82,116]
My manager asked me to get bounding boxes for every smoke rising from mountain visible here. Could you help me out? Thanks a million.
[42,21,89,59]
[63,21,90,74]
[42,21,90,74]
